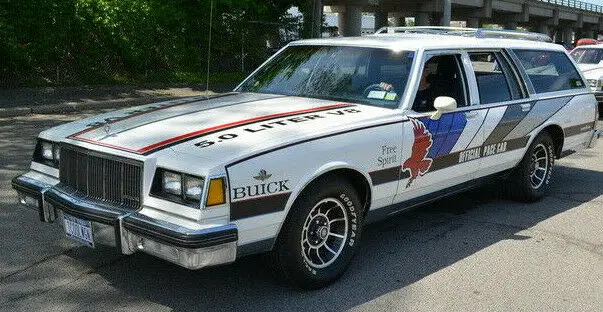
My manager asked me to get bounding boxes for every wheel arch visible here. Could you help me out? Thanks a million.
[541,124,565,158]
[272,162,373,248]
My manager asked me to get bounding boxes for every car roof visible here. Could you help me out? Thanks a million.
[290,33,566,53]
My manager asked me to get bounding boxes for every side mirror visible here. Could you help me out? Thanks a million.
[598,60,603,65]
[430,96,457,120]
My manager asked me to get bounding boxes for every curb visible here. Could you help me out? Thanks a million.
[0,96,180,118]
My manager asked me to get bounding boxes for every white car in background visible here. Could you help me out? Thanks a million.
[12,27,600,289]
[571,45,603,117]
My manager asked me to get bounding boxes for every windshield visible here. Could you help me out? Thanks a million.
[570,48,603,64]
[236,45,415,108]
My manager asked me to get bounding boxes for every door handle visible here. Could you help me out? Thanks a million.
[465,111,479,118]
[520,103,531,112]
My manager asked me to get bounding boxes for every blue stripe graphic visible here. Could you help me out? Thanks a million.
[419,112,467,158]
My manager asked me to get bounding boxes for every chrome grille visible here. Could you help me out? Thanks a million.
[59,146,143,209]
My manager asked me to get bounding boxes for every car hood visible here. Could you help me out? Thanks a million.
[43,92,397,164]
[577,63,603,78]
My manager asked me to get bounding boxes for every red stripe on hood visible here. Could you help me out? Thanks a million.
[71,103,353,154]
[135,103,352,154]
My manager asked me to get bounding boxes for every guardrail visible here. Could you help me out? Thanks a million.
[538,0,603,13]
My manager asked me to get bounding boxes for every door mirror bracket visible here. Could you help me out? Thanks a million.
[430,96,457,120]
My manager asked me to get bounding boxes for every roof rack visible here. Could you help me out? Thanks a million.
[373,26,552,42]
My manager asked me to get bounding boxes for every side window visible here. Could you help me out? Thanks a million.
[513,50,585,93]
[468,52,524,104]
[412,54,468,112]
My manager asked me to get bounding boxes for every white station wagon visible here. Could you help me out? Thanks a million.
[13,27,600,289]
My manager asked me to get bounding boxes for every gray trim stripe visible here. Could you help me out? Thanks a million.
[369,166,401,186]
[370,136,530,186]
[564,122,595,137]
[483,102,532,145]
[431,136,530,172]
[503,96,572,141]
[230,192,291,220]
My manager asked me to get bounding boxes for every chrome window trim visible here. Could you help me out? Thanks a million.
[403,49,470,111]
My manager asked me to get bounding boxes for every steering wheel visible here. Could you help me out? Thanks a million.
[362,83,394,97]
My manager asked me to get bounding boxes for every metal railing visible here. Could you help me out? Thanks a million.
[374,27,553,42]
[538,0,603,13]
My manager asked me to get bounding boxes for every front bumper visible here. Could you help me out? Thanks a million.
[12,174,237,270]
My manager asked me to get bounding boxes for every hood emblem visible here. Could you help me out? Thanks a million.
[103,124,111,134]
[253,169,272,181]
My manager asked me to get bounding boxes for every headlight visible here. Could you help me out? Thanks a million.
[41,141,54,160]
[162,171,182,196]
[184,176,203,201]
[34,139,60,167]
[151,168,206,207]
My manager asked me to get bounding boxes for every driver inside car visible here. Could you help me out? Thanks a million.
[412,60,439,112]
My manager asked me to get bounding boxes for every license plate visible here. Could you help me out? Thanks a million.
[63,214,94,248]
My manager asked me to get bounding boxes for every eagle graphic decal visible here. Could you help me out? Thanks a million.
[403,119,434,188]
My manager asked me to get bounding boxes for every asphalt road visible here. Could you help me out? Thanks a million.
[0,112,601,312]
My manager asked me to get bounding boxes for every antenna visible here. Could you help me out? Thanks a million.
[205,0,214,92]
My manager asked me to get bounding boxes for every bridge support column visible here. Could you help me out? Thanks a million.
[416,12,432,26]
[375,9,389,32]
[562,27,574,45]
[536,23,550,36]
[338,5,362,37]
[311,0,323,38]
[392,13,406,27]
[467,17,480,28]
[441,0,451,26]
[505,21,518,30]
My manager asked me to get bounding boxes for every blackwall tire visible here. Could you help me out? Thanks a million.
[508,132,555,202]
[275,177,363,289]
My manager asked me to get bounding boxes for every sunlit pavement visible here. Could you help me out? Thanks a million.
[0,113,601,312]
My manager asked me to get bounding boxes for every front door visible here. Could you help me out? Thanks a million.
[394,51,486,203]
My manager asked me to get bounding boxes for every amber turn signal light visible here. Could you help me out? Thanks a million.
[206,177,226,207]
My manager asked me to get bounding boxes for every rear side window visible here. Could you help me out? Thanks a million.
[469,52,523,104]
[513,50,584,93]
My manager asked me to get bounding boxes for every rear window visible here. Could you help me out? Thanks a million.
[469,52,523,104]
[513,50,584,93]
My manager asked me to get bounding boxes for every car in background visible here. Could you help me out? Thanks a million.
[576,38,599,47]
[571,45,603,117]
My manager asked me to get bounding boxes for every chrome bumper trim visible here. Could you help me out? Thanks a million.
[12,173,238,269]
[12,175,55,222]
[122,213,237,249]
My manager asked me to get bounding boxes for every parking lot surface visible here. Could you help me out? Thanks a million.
[0,112,601,312]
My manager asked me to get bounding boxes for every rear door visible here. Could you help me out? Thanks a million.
[465,50,532,177]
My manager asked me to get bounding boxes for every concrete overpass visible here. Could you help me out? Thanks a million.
[317,0,603,43]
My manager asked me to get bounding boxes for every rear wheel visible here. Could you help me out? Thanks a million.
[274,177,363,289]
[508,132,555,202]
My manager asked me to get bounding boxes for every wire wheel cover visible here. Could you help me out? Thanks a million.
[530,143,549,189]
[301,198,349,269]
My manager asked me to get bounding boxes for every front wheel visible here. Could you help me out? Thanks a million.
[508,132,555,202]
[274,177,363,289]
